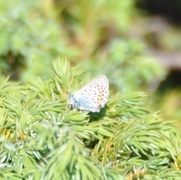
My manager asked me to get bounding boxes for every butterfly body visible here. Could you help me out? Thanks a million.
[68,76,109,112]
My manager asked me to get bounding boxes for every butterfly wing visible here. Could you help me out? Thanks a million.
[70,76,109,112]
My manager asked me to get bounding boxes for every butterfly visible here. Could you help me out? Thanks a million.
[68,76,109,112]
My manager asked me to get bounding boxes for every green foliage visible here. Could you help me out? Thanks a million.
[0,0,179,178]
[81,39,166,92]
[0,0,166,103]
[0,58,180,179]
[55,0,135,57]
[156,89,181,128]
[0,0,74,80]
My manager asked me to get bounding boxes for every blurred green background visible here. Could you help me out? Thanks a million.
[0,0,180,126]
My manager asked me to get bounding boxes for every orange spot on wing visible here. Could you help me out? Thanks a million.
[97,90,105,107]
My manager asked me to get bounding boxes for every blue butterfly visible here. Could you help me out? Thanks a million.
[68,76,109,112]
